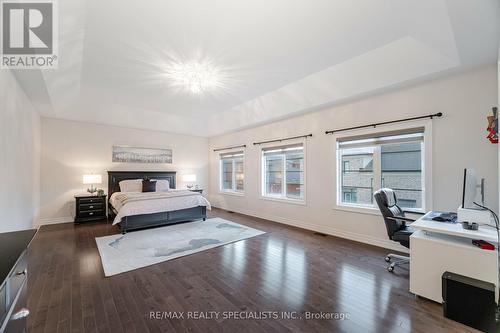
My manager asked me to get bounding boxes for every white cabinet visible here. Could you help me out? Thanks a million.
[410,230,498,303]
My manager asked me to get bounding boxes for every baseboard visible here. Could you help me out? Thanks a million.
[36,216,73,227]
[212,204,409,253]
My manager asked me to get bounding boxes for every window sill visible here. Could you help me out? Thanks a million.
[333,203,381,216]
[260,196,306,206]
[219,191,245,197]
[333,204,425,217]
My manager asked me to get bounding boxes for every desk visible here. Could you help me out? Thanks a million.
[411,212,497,243]
[410,212,498,303]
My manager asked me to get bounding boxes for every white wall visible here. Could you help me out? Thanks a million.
[0,70,41,232]
[39,118,209,225]
[208,66,499,251]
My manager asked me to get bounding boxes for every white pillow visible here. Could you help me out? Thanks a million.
[152,179,170,192]
[119,179,142,192]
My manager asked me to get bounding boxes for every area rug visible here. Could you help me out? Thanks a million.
[95,218,265,276]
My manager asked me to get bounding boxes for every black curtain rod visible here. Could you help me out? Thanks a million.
[213,144,246,152]
[253,134,313,145]
[325,112,443,135]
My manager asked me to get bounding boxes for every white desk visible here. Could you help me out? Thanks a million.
[410,212,498,303]
[411,212,498,243]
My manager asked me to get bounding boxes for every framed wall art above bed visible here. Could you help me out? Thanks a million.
[112,145,173,164]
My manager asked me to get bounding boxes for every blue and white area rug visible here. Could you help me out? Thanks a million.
[95,218,265,276]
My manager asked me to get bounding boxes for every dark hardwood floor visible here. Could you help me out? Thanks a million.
[26,208,478,333]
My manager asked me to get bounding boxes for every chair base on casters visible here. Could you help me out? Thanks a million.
[385,253,409,272]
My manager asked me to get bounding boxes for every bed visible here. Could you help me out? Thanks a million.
[107,171,209,233]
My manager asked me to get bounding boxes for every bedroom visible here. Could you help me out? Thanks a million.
[1,1,500,332]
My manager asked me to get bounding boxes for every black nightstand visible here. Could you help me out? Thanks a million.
[189,189,203,194]
[74,194,107,223]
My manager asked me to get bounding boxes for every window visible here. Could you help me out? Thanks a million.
[220,151,244,193]
[262,144,304,201]
[337,128,424,210]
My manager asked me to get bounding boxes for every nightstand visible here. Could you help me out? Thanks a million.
[74,194,107,223]
[189,189,203,194]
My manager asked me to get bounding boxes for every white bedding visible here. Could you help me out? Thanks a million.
[109,190,211,225]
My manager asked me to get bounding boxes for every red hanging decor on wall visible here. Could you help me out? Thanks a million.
[486,107,498,144]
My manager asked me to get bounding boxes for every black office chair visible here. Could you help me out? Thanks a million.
[373,188,424,272]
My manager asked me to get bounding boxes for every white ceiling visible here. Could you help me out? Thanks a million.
[11,0,500,137]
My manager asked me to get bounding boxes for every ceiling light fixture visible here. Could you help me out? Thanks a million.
[164,61,223,95]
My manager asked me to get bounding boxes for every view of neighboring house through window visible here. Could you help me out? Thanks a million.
[340,147,375,205]
[220,151,244,193]
[262,144,304,200]
[338,128,424,210]
[381,142,422,208]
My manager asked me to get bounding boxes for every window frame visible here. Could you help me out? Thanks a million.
[332,120,433,215]
[260,140,307,205]
[219,150,245,196]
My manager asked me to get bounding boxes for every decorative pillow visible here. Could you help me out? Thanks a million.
[118,179,142,192]
[153,179,170,192]
[142,180,157,192]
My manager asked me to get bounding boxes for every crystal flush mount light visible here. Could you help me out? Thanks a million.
[164,61,223,95]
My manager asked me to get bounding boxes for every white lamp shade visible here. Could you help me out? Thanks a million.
[83,174,102,185]
[182,174,197,182]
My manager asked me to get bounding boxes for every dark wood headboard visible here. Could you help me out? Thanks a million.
[107,171,177,198]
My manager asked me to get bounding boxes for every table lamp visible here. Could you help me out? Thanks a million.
[83,174,102,195]
[182,174,197,189]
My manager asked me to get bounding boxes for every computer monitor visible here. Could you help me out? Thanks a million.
[461,168,484,209]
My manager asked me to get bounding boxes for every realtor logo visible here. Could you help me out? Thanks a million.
[1,0,58,69]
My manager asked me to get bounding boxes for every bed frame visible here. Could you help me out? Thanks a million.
[107,171,206,234]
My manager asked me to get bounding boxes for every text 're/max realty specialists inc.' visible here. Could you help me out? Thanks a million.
[150,311,351,321]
